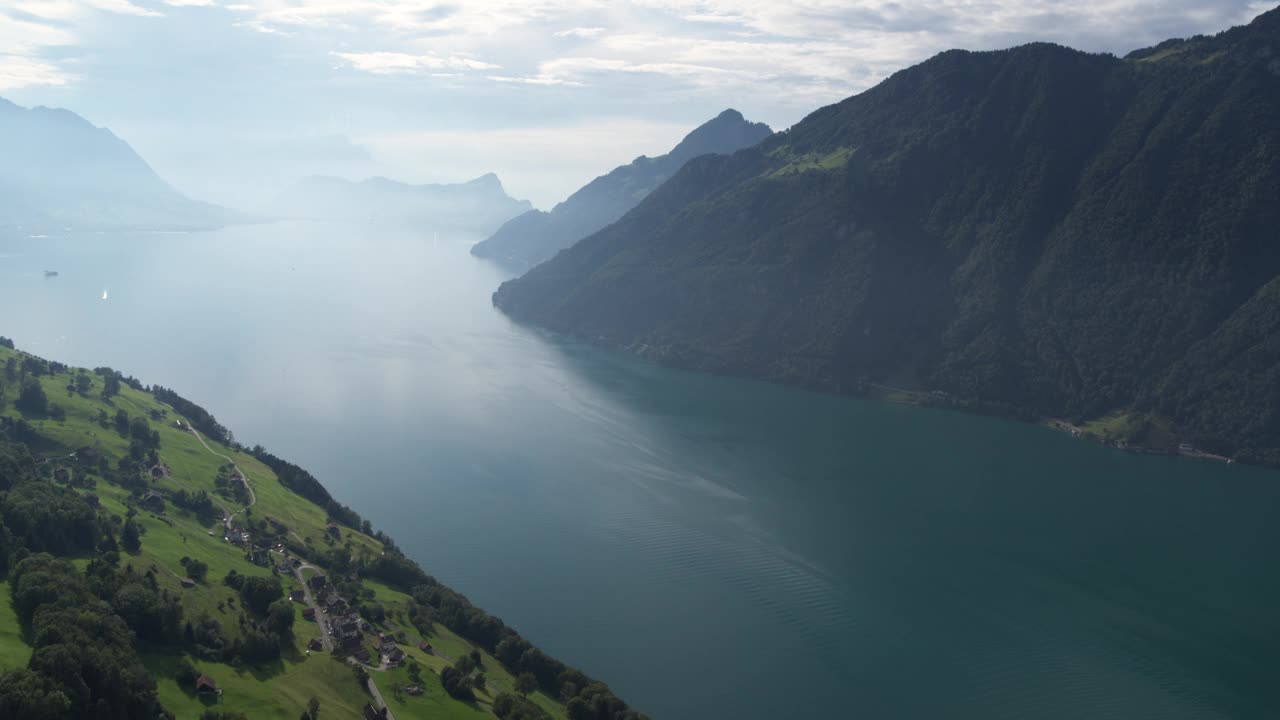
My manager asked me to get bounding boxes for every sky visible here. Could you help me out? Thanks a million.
[0,0,1273,209]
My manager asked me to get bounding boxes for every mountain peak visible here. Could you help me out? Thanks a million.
[668,109,773,163]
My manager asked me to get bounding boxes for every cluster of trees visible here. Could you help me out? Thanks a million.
[152,385,231,446]
[222,571,294,661]
[249,446,367,530]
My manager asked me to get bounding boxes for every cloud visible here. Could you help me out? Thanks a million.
[0,54,72,90]
[555,26,606,38]
[331,51,500,74]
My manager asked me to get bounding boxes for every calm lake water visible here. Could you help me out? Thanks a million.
[3,221,1279,720]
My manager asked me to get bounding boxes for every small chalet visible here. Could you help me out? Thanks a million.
[180,578,196,588]
[308,638,324,651]
[418,641,433,653]
[195,675,218,695]
[326,523,341,537]
[353,648,371,664]
[378,633,395,644]
[363,703,388,720]
[406,685,424,696]
[385,647,405,665]
[302,607,316,620]
[289,589,306,602]
[343,635,364,650]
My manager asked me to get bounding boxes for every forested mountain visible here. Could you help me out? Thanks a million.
[471,110,772,269]
[0,98,233,231]
[495,9,1280,465]
[272,173,532,235]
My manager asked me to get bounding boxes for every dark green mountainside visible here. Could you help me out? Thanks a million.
[495,8,1280,465]
[471,110,772,269]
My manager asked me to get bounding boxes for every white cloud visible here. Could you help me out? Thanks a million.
[555,26,606,38]
[331,51,500,74]
[0,54,72,90]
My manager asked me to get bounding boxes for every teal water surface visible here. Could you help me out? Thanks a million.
[2,221,1278,720]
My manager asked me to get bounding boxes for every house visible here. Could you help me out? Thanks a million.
[325,598,347,614]
[308,638,324,651]
[406,685,424,696]
[140,491,165,513]
[289,589,306,602]
[343,635,364,650]
[326,523,341,537]
[195,675,218,695]
[302,607,316,620]
[385,647,405,665]
[180,578,195,588]
[150,465,164,479]
[418,641,433,653]
[291,558,302,568]
[353,648,371,664]
[363,703,388,720]
[308,574,327,590]
[379,633,395,644]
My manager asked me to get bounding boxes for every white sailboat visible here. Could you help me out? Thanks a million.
[101,289,108,301]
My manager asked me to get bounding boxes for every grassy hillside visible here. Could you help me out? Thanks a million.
[0,341,630,720]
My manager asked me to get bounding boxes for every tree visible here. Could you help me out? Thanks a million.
[473,672,487,690]
[492,693,517,718]
[186,559,209,583]
[352,663,370,691]
[175,657,199,687]
[515,672,537,698]
[266,598,295,639]
[49,404,65,422]
[75,374,93,395]
[14,379,47,415]
[565,697,591,720]
[101,372,121,400]
[122,518,141,554]
[307,696,320,720]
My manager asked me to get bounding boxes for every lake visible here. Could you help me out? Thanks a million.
[3,221,1278,720]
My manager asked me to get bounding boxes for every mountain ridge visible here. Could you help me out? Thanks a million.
[470,109,772,269]
[271,172,531,235]
[0,97,235,231]
[494,8,1280,466]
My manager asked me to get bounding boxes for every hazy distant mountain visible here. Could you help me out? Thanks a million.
[0,97,233,232]
[471,109,772,269]
[496,10,1280,465]
[272,173,532,235]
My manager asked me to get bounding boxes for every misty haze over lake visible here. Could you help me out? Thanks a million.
[3,221,1277,720]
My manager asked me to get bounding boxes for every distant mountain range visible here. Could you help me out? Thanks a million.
[495,9,1280,466]
[271,173,532,235]
[471,109,772,269]
[0,97,234,232]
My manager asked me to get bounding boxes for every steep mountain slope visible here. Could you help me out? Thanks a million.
[471,109,772,268]
[495,9,1280,464]
[0,97,233,231]
[272,173,532,235]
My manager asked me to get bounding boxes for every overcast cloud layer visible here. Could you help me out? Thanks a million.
[0,0,1272,208]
